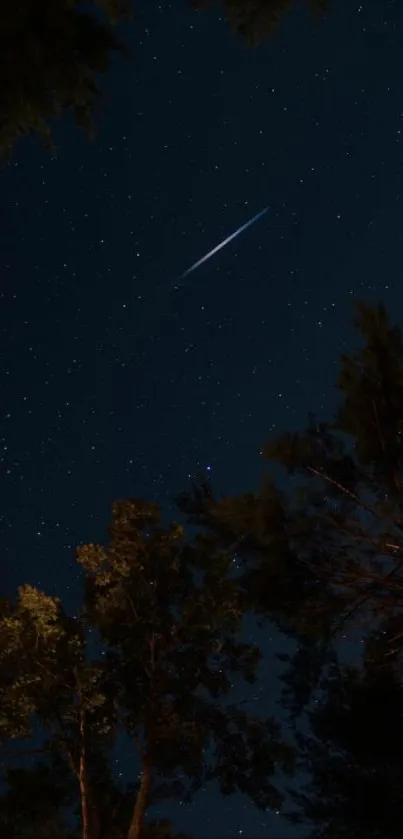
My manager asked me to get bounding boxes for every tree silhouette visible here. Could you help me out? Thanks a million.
[177,300,403,714]
[77,498,294,838]
[0,584,118,839]
[189,0,330,47]
[0,0,132,161]
[0,498,294,838]
[0,0,332,160]
[286,624,403,838]
[0,757,75,838]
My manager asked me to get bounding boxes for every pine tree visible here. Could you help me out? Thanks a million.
[286,622,403,838]
[177,301,403,713]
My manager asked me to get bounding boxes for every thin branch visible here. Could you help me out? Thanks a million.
[306,466,382,521]
[328,556,403,639]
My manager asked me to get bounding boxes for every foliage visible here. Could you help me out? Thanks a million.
[177,301,403,714]
[188,0,330,46]
[286,624,403,838]
[0,756,75,839]
[0,584,118,839]
[0,499,293,838]
[262,301,403,682]
[0,0,332,160]
[77,498,294,836]
[5,299,403,834]
[0,0,132,161]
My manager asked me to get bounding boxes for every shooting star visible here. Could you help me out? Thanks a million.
[180,206,269,280]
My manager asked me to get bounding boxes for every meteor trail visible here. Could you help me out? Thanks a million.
[180,206,269,279]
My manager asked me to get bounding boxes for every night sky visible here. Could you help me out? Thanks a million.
[2,0,403,835]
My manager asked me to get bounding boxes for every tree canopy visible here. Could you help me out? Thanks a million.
[0,0,132,161]
[189,0,330,47]
[3,299,403,837]
[178,300,403,712]
[286,624,403,838]
[0,499,294,839]
[0,0,330,160]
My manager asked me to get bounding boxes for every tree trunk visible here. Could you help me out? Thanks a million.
[78,707,101,839]
[79,747,92,839]
[126,753,153,839]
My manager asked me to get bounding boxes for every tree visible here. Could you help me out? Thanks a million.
[0,0,333,161]
[0,0,132,161]
[189,0,330,47]
[76,498,295,839]
[0,498,294,838]
[177,300,403,714]
[0,584,117,839]
[286,624,403,838]
[0,756,75,839]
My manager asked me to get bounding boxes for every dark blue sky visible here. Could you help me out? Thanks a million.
[2,0,403,835]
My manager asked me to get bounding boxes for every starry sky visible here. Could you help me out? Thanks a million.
[2,0,403,835]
